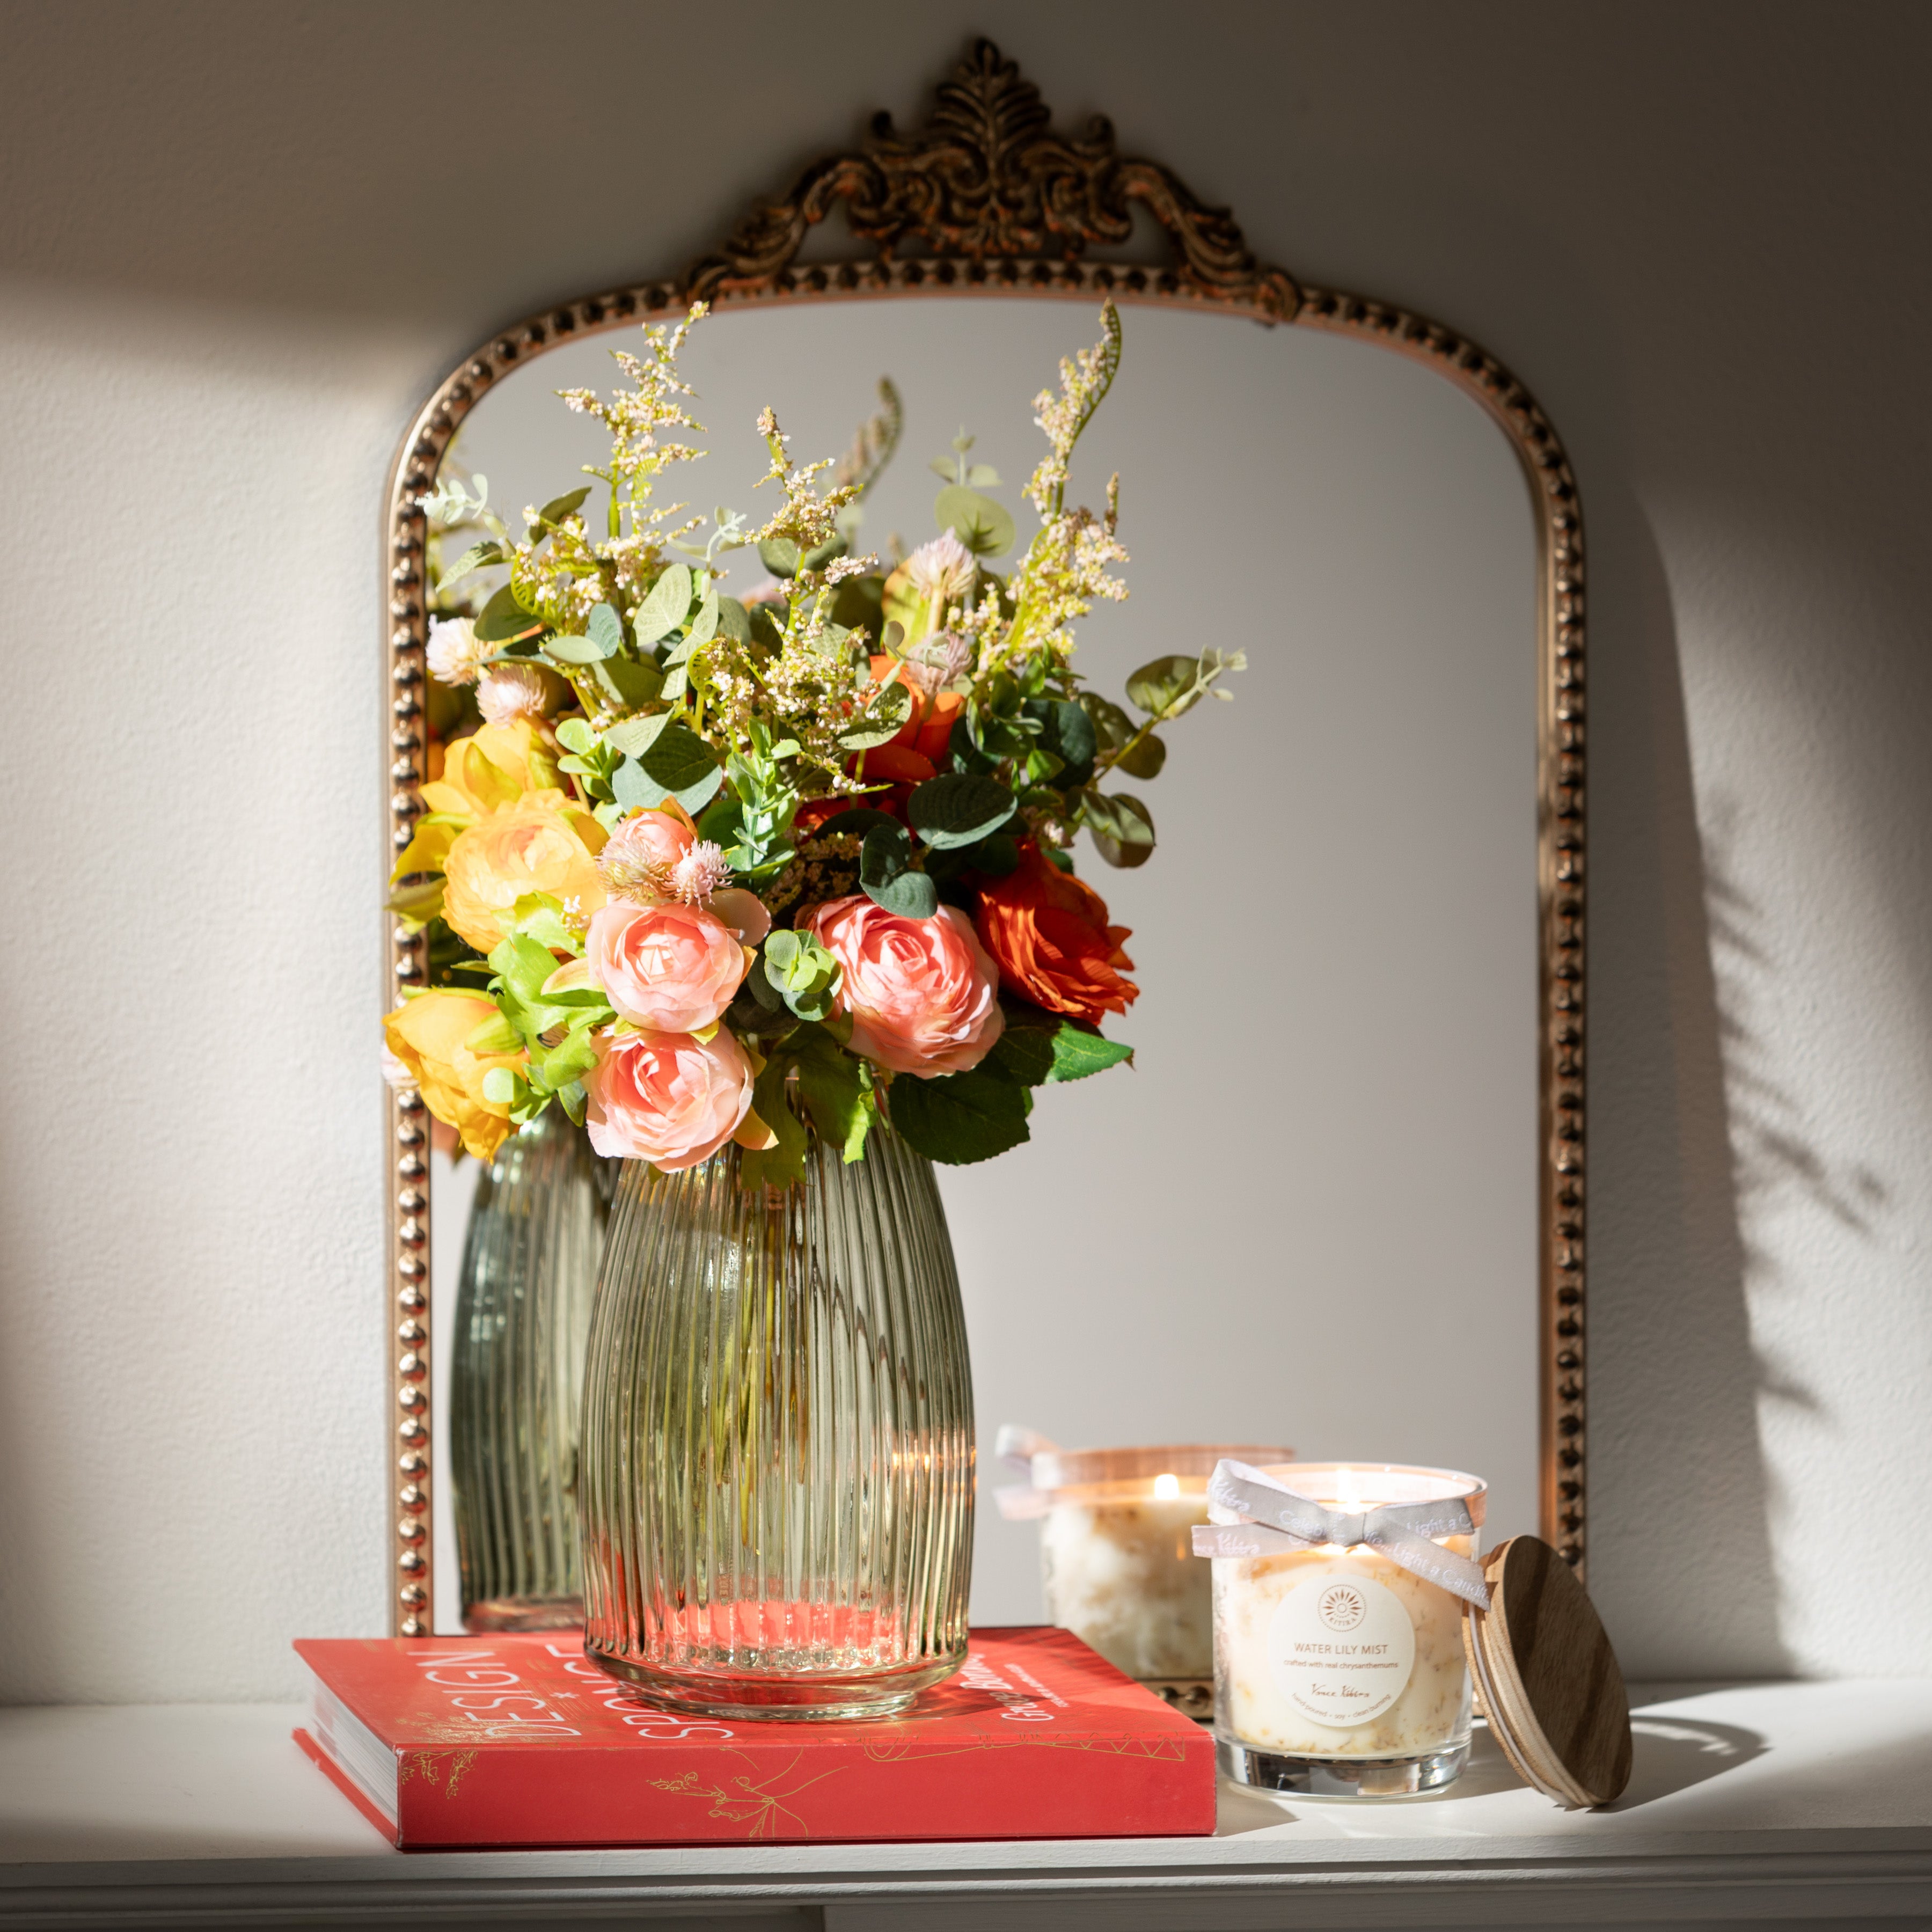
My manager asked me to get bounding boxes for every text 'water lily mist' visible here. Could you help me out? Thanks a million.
[382,303,1242,1180]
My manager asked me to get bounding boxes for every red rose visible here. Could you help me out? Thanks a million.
[974,843,1139,1023]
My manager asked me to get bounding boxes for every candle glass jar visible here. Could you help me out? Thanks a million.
[999,1444,1290,1717]
[1208,1462,1485,1797]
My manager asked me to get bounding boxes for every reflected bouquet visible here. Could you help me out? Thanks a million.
[383,303,1241,1184]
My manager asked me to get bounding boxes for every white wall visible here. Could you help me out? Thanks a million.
[1,0,1927,1702]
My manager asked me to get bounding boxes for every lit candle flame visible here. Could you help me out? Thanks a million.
[1152,1472,1180,1500]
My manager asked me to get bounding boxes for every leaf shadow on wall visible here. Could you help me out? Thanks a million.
[1584,493,1790,1678]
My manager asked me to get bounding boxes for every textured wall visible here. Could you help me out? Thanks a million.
[0,0,1926,1701]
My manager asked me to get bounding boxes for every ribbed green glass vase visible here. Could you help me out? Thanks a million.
[449,1110,612,1631]
[579,1125,975,1719]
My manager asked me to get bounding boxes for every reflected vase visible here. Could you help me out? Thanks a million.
[579,1125,974,1720]
[449,1109,613,1631]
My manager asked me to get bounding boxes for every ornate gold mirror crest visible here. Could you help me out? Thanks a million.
[380,41,1586,1637]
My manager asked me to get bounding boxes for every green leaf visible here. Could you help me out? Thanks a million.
[908,773,1017,851]
[934,485,1014,558]
[1084,790,1156,868]
[685,590,720,650]
[1117,731,1167,780]
[587,602,625,656]
[596,655,663,708]
[533,486,593,529]
[1126,654,1206,720]
[987,1022,1055,1087]
[633,564,693,645]
[1023,697,1097,786]
[837,677,912,751]
[612,750,723,817]
[464,1010,523,1056]
[480,1066,520,1106]
[1046,1022,1134,1081]
[439,539,503,588]
[554,717,597,755]
[890,1064,1031,1165]
[792,1028,873,1162]
[817,806,901,844]
[509,892,577,954]
[385,877,446,927]
[639,718,721,793]
[764,928,842,1023]
[544,633,613,665]
[740,1048,809,1192]
[716,596,753,645]
[474,583,544,644]
[603,713,671,758]
[758,537,800,579]
[540,1024,601,1089]
[860,823,938,918]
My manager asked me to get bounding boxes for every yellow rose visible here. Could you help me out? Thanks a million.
[441,797,608,954]
[419,719,561,820]
[383,991,523,1161]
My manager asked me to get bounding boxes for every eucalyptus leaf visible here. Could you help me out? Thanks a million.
[1084,789,1157,868]
[543,634,612,665]
[757,537,800,579]
[716,596,752,645]
[860,823,939,918]
[587,602,625,656]
[439,539,503,588]
[1125,653,1205,719]
[632,563,693,644]
[1117,731,1167,780]
[474,583,544,644]
[934,485,1015,558]
[603,713,671,758]
[908,773,1018,851]
[685,591,719,650]
[837,677,912,751]
[554,717,597,755]
[532,485,593,529]
[596,655,663,708]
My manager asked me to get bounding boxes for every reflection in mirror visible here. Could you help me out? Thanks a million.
[419,297,1538,1635]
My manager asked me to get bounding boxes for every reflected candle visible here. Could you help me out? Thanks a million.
[1199,1461,1487,1797]
[997,1439,1291,1712]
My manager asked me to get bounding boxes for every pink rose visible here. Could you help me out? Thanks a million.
[588,901,749,1033]
[584,1027,755,1170]
[802,896,1004,1078]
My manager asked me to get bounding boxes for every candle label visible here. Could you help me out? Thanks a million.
[1265,1575,1416,1726]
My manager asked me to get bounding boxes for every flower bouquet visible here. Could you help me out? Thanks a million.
[383,302,1241,1185]
[384,303,1242,1711]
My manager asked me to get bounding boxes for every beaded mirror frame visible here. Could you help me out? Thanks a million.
[378,40,1587,1637]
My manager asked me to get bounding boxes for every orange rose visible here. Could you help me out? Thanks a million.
[974,841,1139,1023]
[441,797,607,954]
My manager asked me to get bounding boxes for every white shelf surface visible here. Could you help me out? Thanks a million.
[2,1681,1929,1927]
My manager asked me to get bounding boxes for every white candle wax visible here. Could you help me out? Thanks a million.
[1042,1488,1212,1680]
[1210,1464,1482,1763]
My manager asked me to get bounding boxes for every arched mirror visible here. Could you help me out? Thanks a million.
[379,43,1585,1640]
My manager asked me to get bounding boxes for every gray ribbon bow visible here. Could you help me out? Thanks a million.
[1190,1459,1491,1609]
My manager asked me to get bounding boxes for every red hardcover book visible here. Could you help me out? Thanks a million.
[292,1627,1214,1849]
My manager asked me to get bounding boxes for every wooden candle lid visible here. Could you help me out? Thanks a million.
[1461,1535,1633,1808]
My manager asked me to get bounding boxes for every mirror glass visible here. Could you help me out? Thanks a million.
[424,295,1538,1633]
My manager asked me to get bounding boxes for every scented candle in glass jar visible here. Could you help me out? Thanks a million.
[996,1435,1291,1716]
[1195,1461,1489,1796]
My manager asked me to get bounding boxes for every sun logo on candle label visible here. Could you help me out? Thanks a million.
[1318,1584,1367,1632]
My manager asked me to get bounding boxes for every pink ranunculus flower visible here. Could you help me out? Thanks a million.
[583,1027,755,1170]
[588,900,749,1034]
[802,896,1005,1078]
[597,801,699,902]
